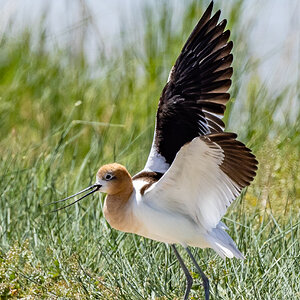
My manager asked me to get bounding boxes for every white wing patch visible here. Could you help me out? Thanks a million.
[167,66,175,82]
[144,125,170,173]
[144,137,241,230]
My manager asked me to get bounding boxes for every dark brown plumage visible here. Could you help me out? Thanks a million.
[200,132,258,191]
[132,171,163,195]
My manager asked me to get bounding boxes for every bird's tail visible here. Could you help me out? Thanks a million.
[206,222,244,260]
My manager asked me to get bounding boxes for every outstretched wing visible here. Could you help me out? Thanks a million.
[144,1,233,173]
[144,133,258,230]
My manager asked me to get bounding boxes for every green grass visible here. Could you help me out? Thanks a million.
[0,0,299,299]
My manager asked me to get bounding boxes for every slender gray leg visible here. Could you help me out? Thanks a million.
[171,245,193,300]
[185,247,209,300]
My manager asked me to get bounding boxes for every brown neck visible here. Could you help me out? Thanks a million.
[103,182,134,232]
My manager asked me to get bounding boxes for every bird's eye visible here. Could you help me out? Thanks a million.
[104,174,113,181]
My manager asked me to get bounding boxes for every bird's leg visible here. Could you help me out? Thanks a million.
[171,244,193,300]
[185,247,209,300]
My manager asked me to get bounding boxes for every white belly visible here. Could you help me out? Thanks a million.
[128,181,210,248]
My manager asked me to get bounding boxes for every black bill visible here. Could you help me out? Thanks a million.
[48,184,101,212]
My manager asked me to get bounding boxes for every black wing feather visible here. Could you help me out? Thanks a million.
[154,1,233,165]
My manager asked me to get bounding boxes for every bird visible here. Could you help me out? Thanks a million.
[51,2,258,299]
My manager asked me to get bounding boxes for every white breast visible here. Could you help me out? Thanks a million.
[127,180,210,248]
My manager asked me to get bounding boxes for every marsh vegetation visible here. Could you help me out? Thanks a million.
[0,1,299,299]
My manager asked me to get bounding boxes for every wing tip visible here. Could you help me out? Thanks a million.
[227,40,234,51]
[218,18,227,27]
[182,0,218,52]
[213,9,221,22]
[207,1,214,14]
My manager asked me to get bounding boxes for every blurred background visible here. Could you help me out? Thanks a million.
[1,0,299,87]
[0,0,299,299]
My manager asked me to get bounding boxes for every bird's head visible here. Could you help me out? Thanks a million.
[50,163,133,212]
[96,163,132,195]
